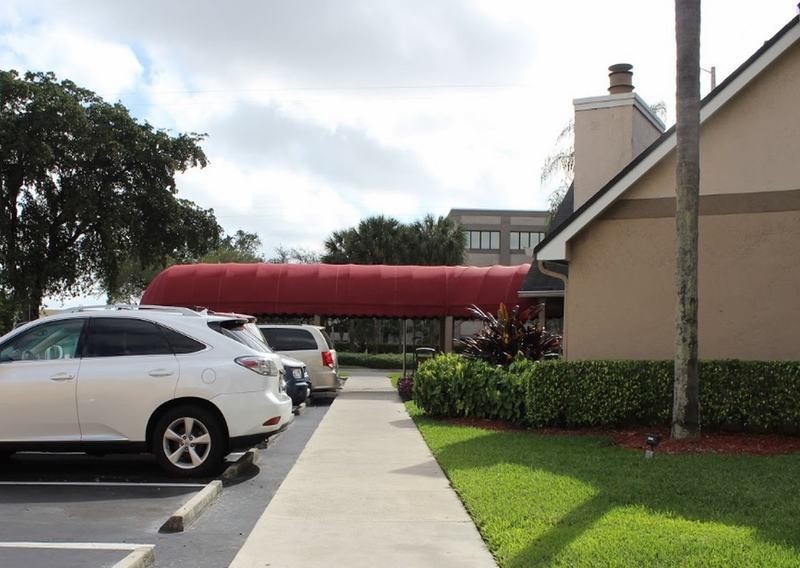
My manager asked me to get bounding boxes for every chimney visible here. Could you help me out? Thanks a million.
[608,63,634,94]
[572,64,665,209]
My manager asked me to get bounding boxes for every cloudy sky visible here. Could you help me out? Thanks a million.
[1,0,796,265]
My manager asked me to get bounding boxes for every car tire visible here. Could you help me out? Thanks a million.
[152,405,226,478]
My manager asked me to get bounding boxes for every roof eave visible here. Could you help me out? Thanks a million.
[535,16,800,262]
[518,290,565,298]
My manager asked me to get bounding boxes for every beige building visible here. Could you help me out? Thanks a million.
[447,208,548,266]
[534,16,800,361]
[446,208,565,334]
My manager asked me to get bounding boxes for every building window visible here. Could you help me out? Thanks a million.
[510,231,545,250]
[464,230,500,250]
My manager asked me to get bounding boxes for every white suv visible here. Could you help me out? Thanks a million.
[0,306,292,477]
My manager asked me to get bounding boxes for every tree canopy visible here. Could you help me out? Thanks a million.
[200,230,264,264]
[322,214,464,265]
[0,70,215,324]
[268,245,321,264]
[109,229,266,304]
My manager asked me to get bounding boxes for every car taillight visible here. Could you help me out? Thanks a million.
[235,356,279,376]
[322,351,334,368]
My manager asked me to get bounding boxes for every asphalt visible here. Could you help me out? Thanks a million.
[0,548,129,568]
[155,400,330,567]
[0,400,331,568]
[229,370,497,568]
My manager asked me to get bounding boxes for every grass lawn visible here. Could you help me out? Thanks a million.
[407,403,800,567]
[388,372,400,388]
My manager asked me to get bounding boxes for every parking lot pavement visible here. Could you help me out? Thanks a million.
[0,400,331,568]
[0,451,215,484]
[155,399,332,567]
[0,483,203,541]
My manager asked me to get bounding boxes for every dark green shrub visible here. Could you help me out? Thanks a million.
[412,354,527,423]
[699,360,800,434]
[524,360,673,427]
[337,351,414,369]
[525,360,800,432]
[413,355,800,434]
[334,343,408,354]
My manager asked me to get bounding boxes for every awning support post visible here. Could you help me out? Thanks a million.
[443,315,454,353]
[401,318,408,377]
[538,299,546,329]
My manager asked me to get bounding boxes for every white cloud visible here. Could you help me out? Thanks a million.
[176,160,362,254]
[0,24,143,100]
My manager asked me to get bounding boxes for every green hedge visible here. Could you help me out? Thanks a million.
[523,360,673,428]
[334,343,405,354]
[412,357,800,434]
[337,351,415,369]
[413,354,528,423]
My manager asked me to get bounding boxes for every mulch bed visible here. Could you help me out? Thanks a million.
[447,418,800,455]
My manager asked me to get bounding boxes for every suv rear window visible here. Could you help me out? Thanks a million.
[159,326,206,354]
[261,328,317,351]
[319,329,334,350]
[208,321,270,353]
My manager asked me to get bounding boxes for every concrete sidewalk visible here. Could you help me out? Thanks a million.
[229,372,496,568]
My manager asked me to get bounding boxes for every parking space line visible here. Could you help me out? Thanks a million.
[0,542,152,550]
[0,481,205,488]
[0,542,157,568]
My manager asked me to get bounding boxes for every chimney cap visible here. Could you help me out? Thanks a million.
[608,63,633,73]
[608,63,634,94]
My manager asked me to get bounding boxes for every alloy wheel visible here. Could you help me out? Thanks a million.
[162,416,212,470]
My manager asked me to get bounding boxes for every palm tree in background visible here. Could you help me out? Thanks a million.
[540,104,667,229]
[322,214,464,265]
[411,214,465,265]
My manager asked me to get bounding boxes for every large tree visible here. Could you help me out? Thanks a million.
[268,245,321,264]
[672,0,702,439]
[410,214,465,265]
[200,230,264,264]
[0,70,209,325]
[108,199,222,303]
[110,228,266,303]
[322,214,464,265]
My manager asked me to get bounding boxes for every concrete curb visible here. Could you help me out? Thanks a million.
[221,448,261,483]
[113,545,155,568]
[159,480,222,533]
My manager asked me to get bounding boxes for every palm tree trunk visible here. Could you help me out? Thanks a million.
[672,0,702,439]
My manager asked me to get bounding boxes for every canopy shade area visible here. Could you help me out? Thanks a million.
[141,263,532,319]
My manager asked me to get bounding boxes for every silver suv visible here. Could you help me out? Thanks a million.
[259,325,342,397]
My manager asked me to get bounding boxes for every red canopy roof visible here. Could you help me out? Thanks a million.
[141,263,532,318]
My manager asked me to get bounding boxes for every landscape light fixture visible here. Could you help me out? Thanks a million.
[644,433,662,459]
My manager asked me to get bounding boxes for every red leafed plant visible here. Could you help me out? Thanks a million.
[459,303,561,365]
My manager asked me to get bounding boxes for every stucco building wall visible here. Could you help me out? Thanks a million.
[564,41,800,361]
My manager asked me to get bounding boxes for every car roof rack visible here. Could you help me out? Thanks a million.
[60,304,201,316]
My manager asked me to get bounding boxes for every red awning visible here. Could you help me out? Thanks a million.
[141,263,532,318]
